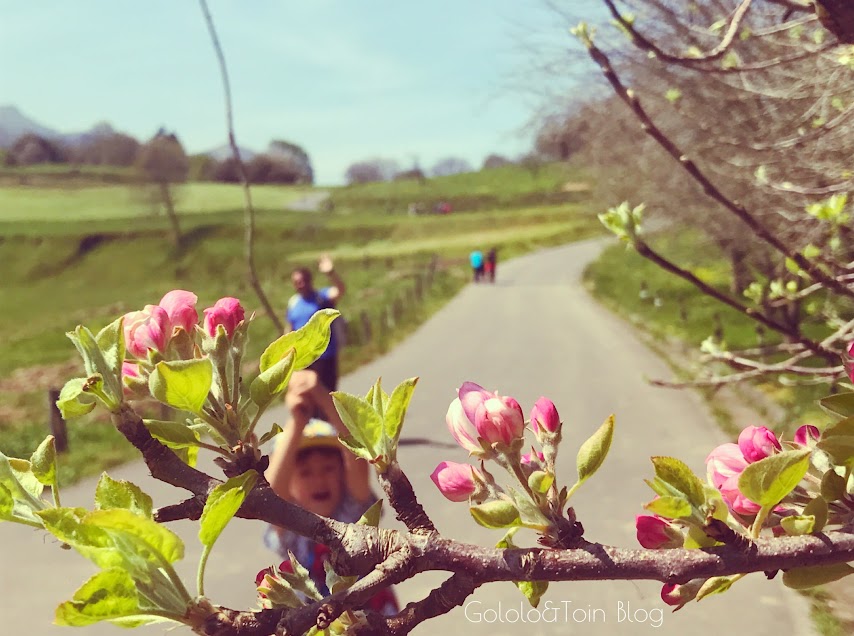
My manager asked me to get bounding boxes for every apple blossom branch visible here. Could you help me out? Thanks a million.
[112,402,854,636]
[581,35,854,302]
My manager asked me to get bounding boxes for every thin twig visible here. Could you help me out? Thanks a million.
[198,0,285,334]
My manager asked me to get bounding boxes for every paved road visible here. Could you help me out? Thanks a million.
[0,239,814,636]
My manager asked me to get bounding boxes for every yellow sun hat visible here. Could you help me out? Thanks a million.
[298,418,341,450]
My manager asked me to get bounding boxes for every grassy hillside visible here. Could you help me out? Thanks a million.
[0,162,602,483]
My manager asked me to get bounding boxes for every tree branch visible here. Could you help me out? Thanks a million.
[198,0,285,334]
[582,37,854,300]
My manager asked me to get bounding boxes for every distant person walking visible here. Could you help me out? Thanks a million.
[469,249,484,282]
[287,254,346,391]
[485,247,497,283]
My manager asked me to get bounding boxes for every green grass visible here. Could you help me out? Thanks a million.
[330,163,590,214]
[0,182,313,222]
[0,161,604,485]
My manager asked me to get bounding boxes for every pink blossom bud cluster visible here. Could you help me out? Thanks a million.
[122,290,245,359]
[705,424,819,516]
[430,461,485,502]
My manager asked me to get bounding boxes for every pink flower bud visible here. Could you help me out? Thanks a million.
[737,426,781,463]
[430,461,481,502]
[203,297,245,337]
[121,362,140,379]
[794,425,820,447]
[123,305,170,358]
[530,397,560,434]
[255,566,274,588]
[474,396,525,446]
[459,381,495,424]
[635,514,682,549]
[706,442,761,515]
[660,580,702,609]
[446,398,481,454]
[159,290,198,334]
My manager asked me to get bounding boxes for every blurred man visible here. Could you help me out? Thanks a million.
[287,254,346,390]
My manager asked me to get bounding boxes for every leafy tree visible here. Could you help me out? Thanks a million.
[5,133,68,165]
[430,156,473,177]
[267,139,313,184]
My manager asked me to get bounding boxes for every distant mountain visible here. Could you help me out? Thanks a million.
[0,105,119,149]
[205,143,257,161]
[0,105,58,148]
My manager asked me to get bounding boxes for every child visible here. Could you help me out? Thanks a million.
[264,370,398,614]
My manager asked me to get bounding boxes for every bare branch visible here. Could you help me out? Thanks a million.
[198,0,285,334]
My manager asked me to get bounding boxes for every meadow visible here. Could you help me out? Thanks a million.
[0,162,601,483]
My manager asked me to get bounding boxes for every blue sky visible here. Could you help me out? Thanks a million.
[2,1,599,184]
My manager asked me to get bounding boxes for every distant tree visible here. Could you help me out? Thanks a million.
[5,133,67,166]
[519,153,544,179]
[534,107,592,161]
[267,140,313,184]
[393,167,426,182]
[246,154,305,184]
[210,157,241,183]
[481,153,512,170]
[344,158,400,185]
[187,154,216,181]
[430,156,473,177]
[75,133,141,166]
[136,130,189,248]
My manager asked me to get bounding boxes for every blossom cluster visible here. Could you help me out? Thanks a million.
[430,382,561,502]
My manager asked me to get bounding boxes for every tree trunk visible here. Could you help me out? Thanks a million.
[160,182,182,248]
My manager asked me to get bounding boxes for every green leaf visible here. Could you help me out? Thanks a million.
[56,377,97,419]
[783,563,854,590]
[279,551,322,601]
[258,423,283,447]
[738,450,811,507]
[366,377,388,420]
[66,326,112,386]
[0,483,13,519]
[819,393,854,418]
[644,495,692,519]
[199,471,258,548]
[86,508,184,565]
[55,569,169,627]
[197,471,258,594]
[143,419,202,450]
[94,474,153,519]
[384,377,418,448]
[576,414,614,484]
[250,349,296,410]
[507,487,550,530]
[803,496,828,531]
[516,580,549,608]
[469,500,521,529]
[821,470,847,502]
[528,471,554,494]
[260,309,339,372]
[338,435,373,462]
[324,560,357,595]
[0,453,45,513]
[149,359,213,414]
[331,392,383,458]
[37,507,123,569]
[696,576,733,601]
[356,499,383,527]
[96,317,126,391]
[780,515,815,536]
[651,457,706,507]
[817,418,854,466]
[30,436,58,489]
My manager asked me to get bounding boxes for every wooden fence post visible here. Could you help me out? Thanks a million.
[47,388,68,453]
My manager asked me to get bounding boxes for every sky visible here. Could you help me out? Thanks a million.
[1,1,601,185]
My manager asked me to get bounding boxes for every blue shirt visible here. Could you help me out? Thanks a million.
[470,251,483,268]
[287,288,337,359]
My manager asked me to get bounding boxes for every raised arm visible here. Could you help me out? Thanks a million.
[318,253,346,302]
[264,377,312,501]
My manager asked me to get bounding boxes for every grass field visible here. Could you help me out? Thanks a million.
[0,182,314,222]
[0,161,602,484]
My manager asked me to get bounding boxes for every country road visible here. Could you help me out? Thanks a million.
[0,238,814,636]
